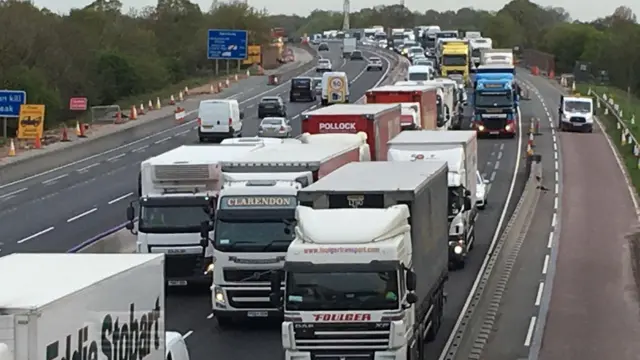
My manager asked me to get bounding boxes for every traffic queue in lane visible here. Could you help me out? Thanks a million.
[124,35,526,360]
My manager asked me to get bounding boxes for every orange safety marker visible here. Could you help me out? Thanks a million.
[61,126,70,141]
[147,100,154,111]
[130,105,137,120]
[139,102,145,115]
[174,107,186,124]
[169,95,176,105]
[8,139,16,156]
[34,135,42,149]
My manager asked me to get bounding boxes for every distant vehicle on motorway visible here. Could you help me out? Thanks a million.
[312,77,323,95]
[318,42,329,51]
[258,117,292,138]
[350,50,364,60]
[366,57,384,71]
[290,77,316,102]
[316,58,333,72]
[258,96,287,119]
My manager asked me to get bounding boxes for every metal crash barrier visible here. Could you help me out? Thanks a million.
[90,105,124,124]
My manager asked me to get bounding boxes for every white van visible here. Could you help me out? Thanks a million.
[197,99,244,142]
[406,65,434,82]
[321,71,350,106]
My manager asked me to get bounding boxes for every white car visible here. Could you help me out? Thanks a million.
[258,117,292,138]
[316,58,332,72]
[366,57,384,71]
[476,171,489,209]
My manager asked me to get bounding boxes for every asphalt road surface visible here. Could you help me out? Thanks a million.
[517,72,640,359]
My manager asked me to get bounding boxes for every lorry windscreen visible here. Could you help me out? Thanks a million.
[471,48,481,57]
[475,91,512,108]
[408,72,429,81]
[442,55,467,66]
[285,270,399,310]
[139,197,211,233]
[448,186,464,218]
[214,209,296,252]
[564,100,591,113]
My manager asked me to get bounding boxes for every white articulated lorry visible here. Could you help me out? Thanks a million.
[387,130,477,269]
[207,139,370,327]
[272,161,449,360]
[425,78,462,130]
[0,253,189,360]
[126,145,265,287]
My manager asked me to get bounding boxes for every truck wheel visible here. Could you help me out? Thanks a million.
[216,315,234,329]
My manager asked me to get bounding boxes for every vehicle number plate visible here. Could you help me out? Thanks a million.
[202,125,212,129]
[247,311,268,317]
[168,280,187,286]
[490,131,500,135]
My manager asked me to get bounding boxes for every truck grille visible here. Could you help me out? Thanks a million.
[310,351,374,360]
[570,116,586,123]
[294,322,390,350]
[166,254,201,278]
[482,119,507,130]
[223,269,281,282]
[227,288,272,309]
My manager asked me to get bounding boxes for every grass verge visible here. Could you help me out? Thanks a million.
[577,83,640,194]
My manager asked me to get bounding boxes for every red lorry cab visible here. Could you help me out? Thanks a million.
[301,104,402,161]
[366,85,438,130]
[219,142,368,182]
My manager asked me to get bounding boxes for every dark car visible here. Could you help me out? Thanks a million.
[318,42,329,51]
[350,50,364,60]
[290,77,316,102]
[258,96,286,118]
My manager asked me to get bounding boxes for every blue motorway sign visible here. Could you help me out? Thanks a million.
[207,29,248,60]
[0,90,26,117]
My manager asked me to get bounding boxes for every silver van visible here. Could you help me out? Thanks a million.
[197,99,244,142]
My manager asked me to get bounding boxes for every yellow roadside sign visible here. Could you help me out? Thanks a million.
[243,45,261,65]
[17,104,45,140]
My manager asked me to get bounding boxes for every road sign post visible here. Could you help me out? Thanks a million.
[208,30,248,76]
[0,90,27,138]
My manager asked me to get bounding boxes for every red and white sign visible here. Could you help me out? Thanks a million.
[69,97,88,111]
[319,122,356,133]
[313,313,372,322]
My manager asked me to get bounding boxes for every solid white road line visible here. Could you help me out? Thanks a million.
[42,174,68,185]
[108,192,133,205]
[0,187,27,199]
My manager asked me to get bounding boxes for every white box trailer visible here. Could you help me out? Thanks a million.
[0,253,181,360]
[387,130,478,268]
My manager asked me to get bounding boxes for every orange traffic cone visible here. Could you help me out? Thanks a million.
[34,135,42,149]
[8,139,16,156]
[169,95,175,105]
[130,105,137,120]
[77,121,87,138]
[528,132,534,148]
[209,84,215,94]
[147,100,153,111]
[115,111,124,124]
[217,82,223,92]
[61,126,70,142]
[184,86,189,96]
[139,103,145,115]
[234,74,238,81]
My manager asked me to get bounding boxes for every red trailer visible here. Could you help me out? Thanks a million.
[301,104,402,161]
[366,85,439,130]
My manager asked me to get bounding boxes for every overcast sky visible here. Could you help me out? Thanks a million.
[34,0,637,22]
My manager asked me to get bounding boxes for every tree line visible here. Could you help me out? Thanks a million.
[0,0,272,128]
[274,0,638,94]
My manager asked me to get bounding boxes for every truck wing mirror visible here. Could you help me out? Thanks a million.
[199,221,210,248]
[464,196,472,210]
[240,111,245,119]
[406,292,418,304]
[406,270,417,291]
[126,204,135,221]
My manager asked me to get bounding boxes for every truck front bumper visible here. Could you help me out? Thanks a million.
[285,350,404,360]
[212,285,281,320]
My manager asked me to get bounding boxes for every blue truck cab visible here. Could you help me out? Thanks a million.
[471,74,518,138]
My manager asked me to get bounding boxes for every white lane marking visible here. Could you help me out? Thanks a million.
[108,192,133,205]
[107,153,125,162]
[439,103,523,360]
[77,163,100,172]
[497,152,503,160]
[524,316,537,346]
[494,160,500,169]
[154,136,171,144]
[551,213,557,227]
[207,313,214,319]
[42,173,68,185]
[67,208,98,222]
[133,145,148,152]
[553,196,558,210]
[542,254,549,274]
[183,331,193,339]
[547,232,554,248]
[490,171,496,181]
[0,187,27,199]
[17,226,54,243]
[176,130,190,136]
[534,282,544,306]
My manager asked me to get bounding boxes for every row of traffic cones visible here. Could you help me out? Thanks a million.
[526,118,541,158]
[6,120,88,156]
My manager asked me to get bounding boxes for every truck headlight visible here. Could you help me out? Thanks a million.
[214,286,226,304]
[478,125,485,131]
[505,124,511,131]
[205,263,215,275]
[454,245,463,254]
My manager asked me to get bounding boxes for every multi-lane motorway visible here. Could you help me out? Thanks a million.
[0,42,568,360]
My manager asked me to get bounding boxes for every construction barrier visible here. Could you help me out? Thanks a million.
[90,105,122,124]
[175,107,186,124]
[268,74,279,85]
